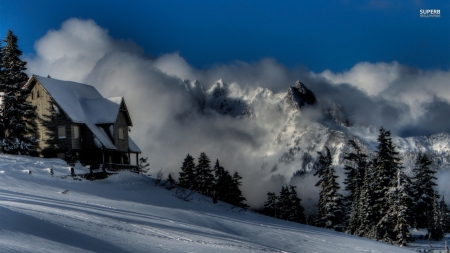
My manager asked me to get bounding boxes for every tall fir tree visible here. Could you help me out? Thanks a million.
[263,192,279,218]
[372,127,403,240]
[0,40,3,83]
[377,170,413,246]
[343,140,370,234]
[287,185,306,223]
[440,196,450,233]
[229,171,248,208]
[315,147,344,231]
[0,30,36,155]
[356,162,377,238]
[314,146,332,226]
[277,186,290,220]
[411,153,439,229]
[429,195,444,240]
[178,154,196,190]
[194,152,215,196]
[212,159,232,203]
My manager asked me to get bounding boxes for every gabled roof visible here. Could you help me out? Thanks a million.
[24,75,136,151]
[128,136,142,153]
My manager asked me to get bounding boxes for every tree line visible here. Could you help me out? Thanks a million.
[260,127,449,247]
[163,152,248,209]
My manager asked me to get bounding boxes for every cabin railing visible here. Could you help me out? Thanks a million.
[102,163,139,173]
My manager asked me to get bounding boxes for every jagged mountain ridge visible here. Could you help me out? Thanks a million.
[183,79,450,179]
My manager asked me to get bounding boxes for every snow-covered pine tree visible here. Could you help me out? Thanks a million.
[314,147,332,227]
[372,127,403,240]
[440,196,450,233]
[394,170,413,246]
[315,147,344,231]
[178,154,196,190]
[429,195,444,240]
[343,140,370,234]
[0,40,3,84]
[194,152,214,197]
[287,185,306,224]
[411,153,439,229]
[356,162,377,238]
[0,30,37,155]
[377,170,413,246]
[263,192,279,218]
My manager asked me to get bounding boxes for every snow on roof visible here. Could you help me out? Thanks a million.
[32,75,127,150]
[128,136,142,153]
[82,97,122,124]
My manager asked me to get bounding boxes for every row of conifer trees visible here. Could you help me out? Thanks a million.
[168,152,248,208]
[261,127,449,246]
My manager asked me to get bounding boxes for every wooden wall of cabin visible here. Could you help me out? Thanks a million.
[113,111,129,152]
[27,81,74,158]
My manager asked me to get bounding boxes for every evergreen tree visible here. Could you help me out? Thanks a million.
[411,153,439,229]
[343,140,370,234]
[178,154,196,190]
[263,192,279,218]
[429,195,444,240]
[65,148,77,165]
[165,173,177,190]
[137,157,150,174]
[315,147,344,231]
[377,170,413,246]
[356,163,377,238]
[194,152,214,196]
[314,147,332,226]
[229,171,248,208]
[440,196,450,233]
[0,30,36,155]
[0,40,3,84]
[212,159,232,203]
[287,185,306,223]
[372,127,403,240]
[262,186,304,223]
[278,186,290,220]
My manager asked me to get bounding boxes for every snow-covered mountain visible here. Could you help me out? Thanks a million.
[0,154,422,252]
[184,79,450,180]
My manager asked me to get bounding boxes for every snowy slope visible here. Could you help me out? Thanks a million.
[0,154,414,253]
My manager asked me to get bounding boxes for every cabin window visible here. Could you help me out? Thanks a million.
[58,126,66,139]
[118,127,124,140]
[73,125,80,139]
[31,92,34,100]
[37,90,40,98]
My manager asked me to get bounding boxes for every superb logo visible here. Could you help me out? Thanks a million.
[420,9,441,18]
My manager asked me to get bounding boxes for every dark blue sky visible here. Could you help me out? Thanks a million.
[1,0,449,72]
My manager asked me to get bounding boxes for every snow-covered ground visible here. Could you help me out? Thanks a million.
[0,154,431,252]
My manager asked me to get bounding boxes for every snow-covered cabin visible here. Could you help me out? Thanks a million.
[24,75,141,166]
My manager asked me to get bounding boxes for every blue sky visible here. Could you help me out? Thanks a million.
[0,0,449,72]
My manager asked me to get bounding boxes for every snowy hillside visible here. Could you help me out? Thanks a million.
[0,154,417,252]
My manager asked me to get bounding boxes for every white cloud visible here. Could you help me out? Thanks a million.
[317,61,402,96]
